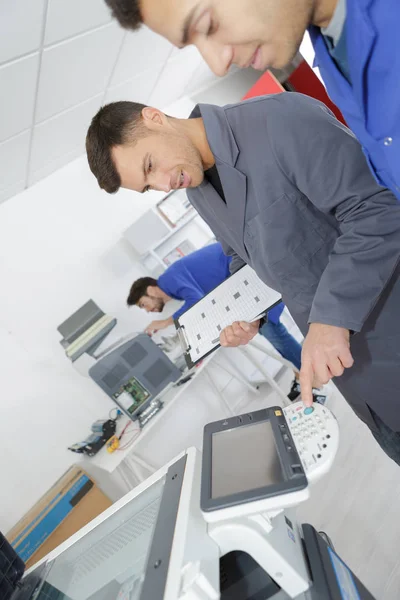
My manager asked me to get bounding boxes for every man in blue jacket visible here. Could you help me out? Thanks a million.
[105,0,400,200]
[127,243,306,400]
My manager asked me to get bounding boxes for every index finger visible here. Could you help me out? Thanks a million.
[339,346,354,369]
[299,360,314,407]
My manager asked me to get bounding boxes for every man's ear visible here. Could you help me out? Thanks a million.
[142,107,167,131]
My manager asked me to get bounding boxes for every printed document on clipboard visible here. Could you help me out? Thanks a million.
[174,264,282,368]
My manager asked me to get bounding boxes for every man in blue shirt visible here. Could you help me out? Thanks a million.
[105,0,400,200]
[127,243,306,400]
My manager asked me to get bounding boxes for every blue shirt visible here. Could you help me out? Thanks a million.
[158,243,232,319]
[158,242,285,323]
[309,0,400,200]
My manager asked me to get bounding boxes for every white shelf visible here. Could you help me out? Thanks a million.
[123,201,216,276]
[142,210,197,255]
[141,214,215,274]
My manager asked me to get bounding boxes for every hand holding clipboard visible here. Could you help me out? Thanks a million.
[175,265,281,368]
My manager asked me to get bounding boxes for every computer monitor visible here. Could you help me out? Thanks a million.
[15,407,375,600]
[14,448,217,600]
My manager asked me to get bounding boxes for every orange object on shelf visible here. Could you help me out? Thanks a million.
[242,70,284,100]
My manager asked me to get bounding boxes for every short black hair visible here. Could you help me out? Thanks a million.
[86,101,147,193]
[127,276,158,306]
[104,0,143,30]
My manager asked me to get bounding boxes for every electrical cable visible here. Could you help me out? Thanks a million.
[115,420,141,450]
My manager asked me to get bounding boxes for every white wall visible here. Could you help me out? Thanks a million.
[0,155,160,531]
[0,97,202,532]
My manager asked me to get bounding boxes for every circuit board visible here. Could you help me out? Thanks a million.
[113,376,151,414]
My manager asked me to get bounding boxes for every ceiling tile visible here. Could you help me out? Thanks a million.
[45,0,112,46]
[30,95,103,177]
[110,27,172,86]
[29,149,84,186]
[36,23,124,123]
[162,98,196,118]
[0,0,45,64]
[0,131,30,192]
[184,60,219,96]
[0,54,39,143]
[149,47,203,109]
[0,181,26,205]
[104,67,162,105]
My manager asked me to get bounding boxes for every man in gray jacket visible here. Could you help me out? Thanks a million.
[85,93,400,465]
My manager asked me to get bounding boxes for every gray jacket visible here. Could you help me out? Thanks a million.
[187,93,400,431]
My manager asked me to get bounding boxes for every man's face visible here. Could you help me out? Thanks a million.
[112,110,205,194]
[141,0,314,76]
[138,294,165,313]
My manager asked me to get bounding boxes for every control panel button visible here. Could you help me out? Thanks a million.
[304,407,314,415]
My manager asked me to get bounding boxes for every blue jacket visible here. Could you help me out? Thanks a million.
[265,302,284,324]
[158,242,285,322]
[309,0,400,200]
[158,243,232,319]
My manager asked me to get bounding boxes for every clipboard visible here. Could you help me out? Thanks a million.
[174,265,282,368]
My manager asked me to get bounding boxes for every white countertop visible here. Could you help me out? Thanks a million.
[80,352,217,473]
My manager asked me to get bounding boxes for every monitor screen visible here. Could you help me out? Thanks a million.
[211,420,284,499]
[15,478,166,600]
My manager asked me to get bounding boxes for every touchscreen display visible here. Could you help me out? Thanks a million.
[211,420,284,499]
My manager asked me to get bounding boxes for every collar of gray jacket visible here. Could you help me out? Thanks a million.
[190,103,240,169]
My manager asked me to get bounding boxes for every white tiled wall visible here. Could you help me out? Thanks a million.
[0,1,227,204]
[44,0,112,45]
[0,0,46,63]
[36,24,124,122]
[0,54,40,142]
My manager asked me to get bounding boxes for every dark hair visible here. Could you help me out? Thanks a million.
[127,276,158,306]
[86,101,147,193]
[104,0,143,30]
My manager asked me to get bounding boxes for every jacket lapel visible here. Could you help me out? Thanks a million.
[196,104,249,259]
[197,166,248,260]
[346,0,376,127]
[309,26,352,110]
[309,0,376,128]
